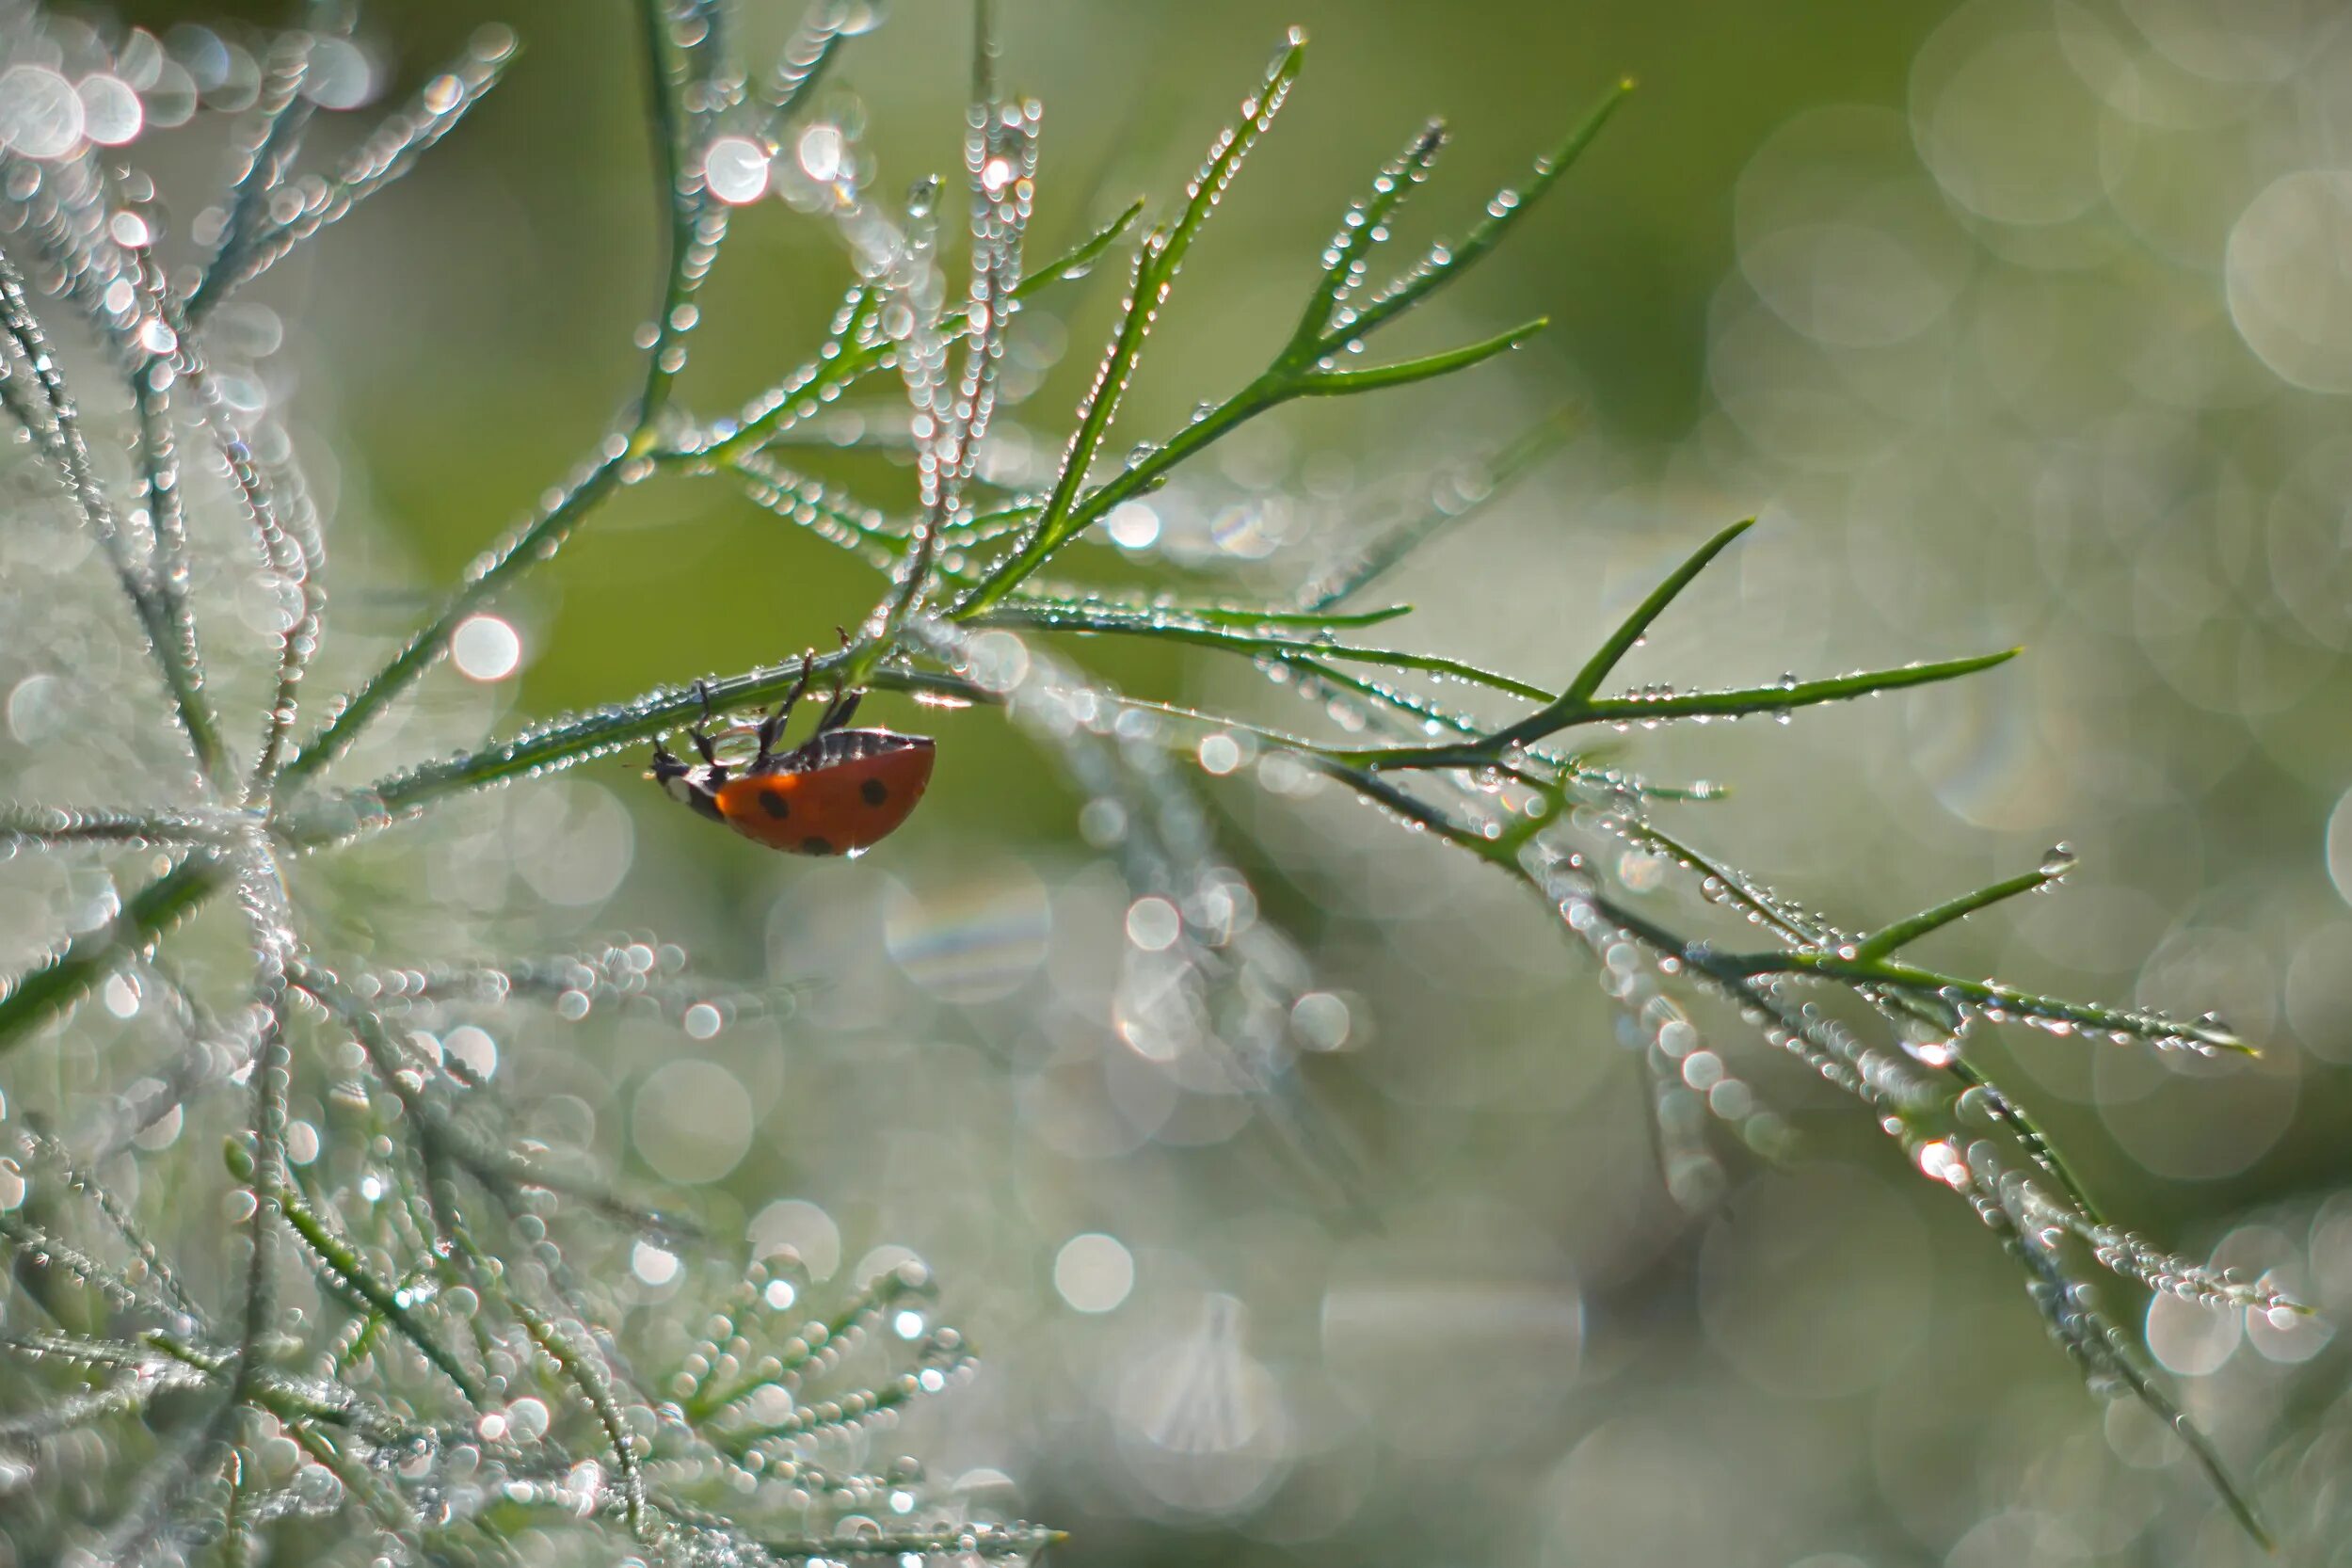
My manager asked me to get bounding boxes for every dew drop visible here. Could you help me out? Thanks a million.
[704,135,773,204]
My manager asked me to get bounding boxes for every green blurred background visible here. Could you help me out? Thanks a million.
[23,0,2352,1561]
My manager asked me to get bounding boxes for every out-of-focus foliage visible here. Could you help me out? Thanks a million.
[0,1,2347,1565]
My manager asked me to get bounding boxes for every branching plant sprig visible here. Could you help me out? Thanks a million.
[0,0,2289,1557]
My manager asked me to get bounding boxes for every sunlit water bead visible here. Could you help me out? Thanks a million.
[449,612,522,681]
[1124,895,1181,953]
[0,65,86,159]
[702,133,773,205]
[1053,1231,1136,1313]
[1897,1014,1964,1069]
[74,73,140,147]
[299,35,376,111]
[1104,498,1161,552]
[796,120,848,187]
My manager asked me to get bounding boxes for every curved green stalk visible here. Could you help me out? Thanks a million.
[0,853,229,1057]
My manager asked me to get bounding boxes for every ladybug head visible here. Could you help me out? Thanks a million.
[648,738,726,824]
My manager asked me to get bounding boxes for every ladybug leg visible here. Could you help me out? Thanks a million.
[650,734,721,793]
[814,684,863,734]
[688,680,722,768]
[808,628,869,730]
[757,657,813,763]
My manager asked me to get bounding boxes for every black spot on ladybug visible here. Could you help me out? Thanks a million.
[801,836,835,856]
[760,789,791,819]
[860,777,888,807]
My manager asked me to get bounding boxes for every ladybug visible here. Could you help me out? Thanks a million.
[648,664,935,857]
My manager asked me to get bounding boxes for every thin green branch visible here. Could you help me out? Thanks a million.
[510,1296,649,1537]
[952,47,1625,616]
[0,248,228,784]
[1715,949,2251,1055]
[1571,650,2025,733]
[0,852,230,1057]
[1013,196,1146,299]
[225,1141,484,1405]
[696,285,886,464]
[951,35,1307,609]
[186,27,517,323]
[1007,597,1414,632]
[1296,316,1546,394]
[224,961,290,1506]
[1328,77,1633,350]
[755,1525,1066,1560]
[190,28,323,316]
[129,369,212,774]
[759,0,859,140]
[1331,648,2022,770]
[1279,117,1446,366]
[1854,857,2070,962]
[971,602,1552,698]
[850,29,1037,681]
[1616,814,2107,1224]
[0,807,237,847]
[693,195,1146,471]
[1564,519,1752,704]
[1286,656,1716,801]
[631,0,720,440]
[281,452,629,787]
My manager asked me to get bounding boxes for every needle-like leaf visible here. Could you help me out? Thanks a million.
[1564,519,1752,704]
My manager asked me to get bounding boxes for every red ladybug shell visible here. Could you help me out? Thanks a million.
[710,728,935,857]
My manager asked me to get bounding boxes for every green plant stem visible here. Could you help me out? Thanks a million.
[969,603,1553,697]
[280,3,713,791]
[630,0,710,443]
[754,1526,1066,1560]
[189,33,321,321]
[0,252,229,786]
[687,201,1145,471]
[0,852,229,1057]
[1615,815,2110,1224]
[1853,864,2063,961]
[1326,649,2023,769]
[952,321,1539,616]
[264,1167,485,1405]
[1711,949,2248,1054]
[281,452,628,787]
[1563,520,1753,703]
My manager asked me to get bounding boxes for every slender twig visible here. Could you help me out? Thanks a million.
[0,246,228,783]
